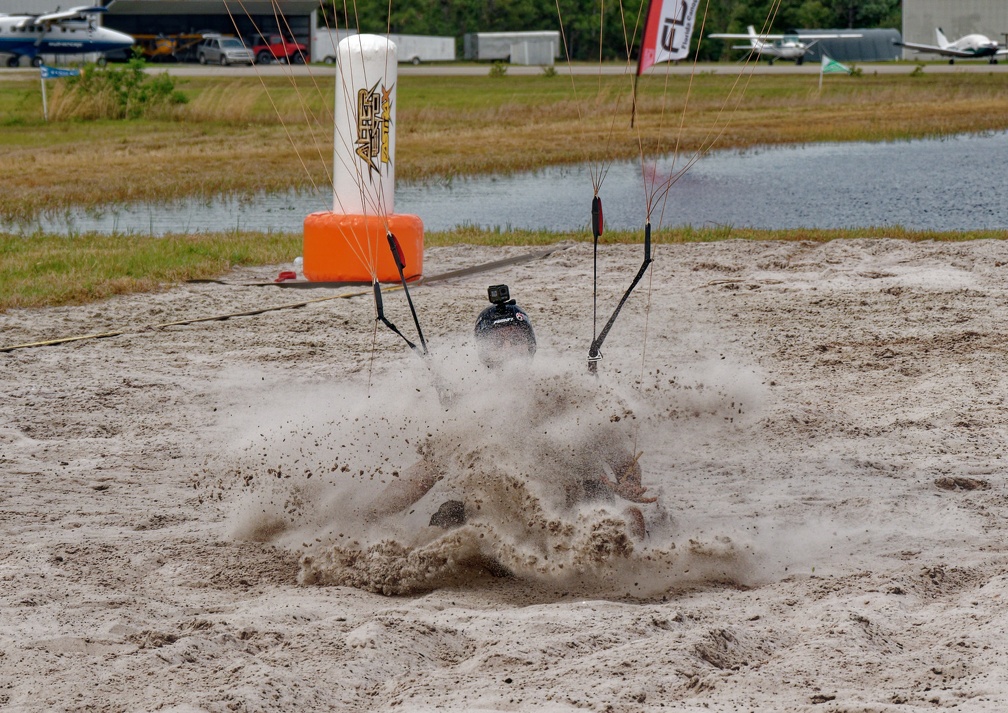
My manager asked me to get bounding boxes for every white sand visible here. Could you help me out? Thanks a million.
[3,239,1008,711]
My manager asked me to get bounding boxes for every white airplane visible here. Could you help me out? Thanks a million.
[0,5,134,67]
[708,25,862,65]
[895,28,1007,64]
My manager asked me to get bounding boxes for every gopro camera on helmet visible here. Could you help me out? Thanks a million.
[487,284,510,305]
[475,284,536,367]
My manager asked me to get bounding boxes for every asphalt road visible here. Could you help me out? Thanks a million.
[149,60,1008,77]
[2,59,1008,80]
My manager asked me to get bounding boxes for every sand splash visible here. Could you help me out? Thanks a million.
[219,344,763,595]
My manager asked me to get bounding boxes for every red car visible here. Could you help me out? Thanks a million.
[251,34,308,64]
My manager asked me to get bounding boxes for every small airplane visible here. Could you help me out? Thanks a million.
[894,28,1007,64]
[0,6,134,67]
[708,25,862,65]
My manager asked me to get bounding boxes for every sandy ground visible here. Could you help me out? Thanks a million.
[2,238,1008,711]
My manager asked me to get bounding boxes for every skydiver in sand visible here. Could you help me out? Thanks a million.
[367,284,656,539]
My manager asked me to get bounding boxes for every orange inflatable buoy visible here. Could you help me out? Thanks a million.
[303,211,424,283]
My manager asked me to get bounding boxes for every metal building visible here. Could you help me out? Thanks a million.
[799,28,903,62]
[0,0,317,61]
[901,0,1008,60]
[0,0,67,12]
[105,0,316,58]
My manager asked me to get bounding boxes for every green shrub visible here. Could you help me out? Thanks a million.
[56,51,187,120]
[489,61,508,78]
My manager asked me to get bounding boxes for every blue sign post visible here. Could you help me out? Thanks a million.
[39,64,81,121]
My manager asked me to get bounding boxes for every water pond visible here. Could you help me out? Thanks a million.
[7,131,1006,235]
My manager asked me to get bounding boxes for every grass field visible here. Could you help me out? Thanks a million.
[3,69,1008,220]
[3,223,1006,312]
[1,67,1007,310]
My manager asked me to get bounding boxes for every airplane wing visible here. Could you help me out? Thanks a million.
[709,31,861,40]
[32,6,107,24]
[709,33,783,40]
[792,33,862,39]
[893,40,977,58]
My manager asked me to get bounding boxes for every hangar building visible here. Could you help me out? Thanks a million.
[798,28,902,63]
[901,0,1008,60]
[99,0,316,53]
[0,0,317,60]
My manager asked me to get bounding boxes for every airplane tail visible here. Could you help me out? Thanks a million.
[746,25,759,48]
[935,27,950,49]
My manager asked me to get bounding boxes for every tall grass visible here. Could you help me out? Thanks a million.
[48,57,188,120]
[2,72,1008,222]
[2,70,1008,311]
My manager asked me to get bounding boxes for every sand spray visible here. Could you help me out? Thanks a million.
[204,334,781,596]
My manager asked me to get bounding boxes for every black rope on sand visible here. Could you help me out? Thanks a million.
[1,244,572,353]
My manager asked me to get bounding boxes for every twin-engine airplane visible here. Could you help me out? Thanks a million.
[895,28,1007,64]
[708,25,862,65]
[0,5,134,67]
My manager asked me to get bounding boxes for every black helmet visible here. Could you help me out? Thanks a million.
[475,284,536,367]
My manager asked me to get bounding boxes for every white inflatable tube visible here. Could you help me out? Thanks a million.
[332,34,398,216]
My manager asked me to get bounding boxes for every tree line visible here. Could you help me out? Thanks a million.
[324,0,901,61]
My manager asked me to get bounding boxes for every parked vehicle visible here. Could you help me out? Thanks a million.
[388,33,455,64]
[196,36,254,66]
[312,29,455,64]
[251,34,307,64]
[133,33,204,63]
[463,31,560,65]
[312,28,357,64]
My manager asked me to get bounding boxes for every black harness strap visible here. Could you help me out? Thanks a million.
[373,231,428,356]
[588,216,653,374]
[373,280,418,353]
[591,195,603,346]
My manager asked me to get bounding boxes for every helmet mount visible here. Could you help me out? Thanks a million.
[475,284,536,367]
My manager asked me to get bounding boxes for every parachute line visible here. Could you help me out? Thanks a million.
[387,231,427,355]
[373,281,418,353]
[588,221,652,374]
[223,0,330,214]
[564,0,783,373]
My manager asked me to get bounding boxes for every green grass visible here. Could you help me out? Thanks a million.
[4,224,1007,312]
[2,68,1008,311]
[0,230,299,309]
[426,224,1008,248]
[3,71,1008,221]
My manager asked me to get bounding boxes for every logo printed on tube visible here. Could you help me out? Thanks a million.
[356,80,393,178]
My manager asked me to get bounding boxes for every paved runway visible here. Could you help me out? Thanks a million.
[3,59,1007,80]
[154,60,1008,78]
